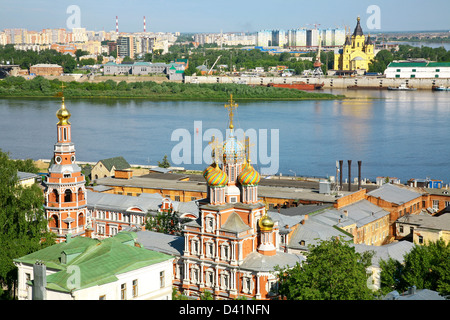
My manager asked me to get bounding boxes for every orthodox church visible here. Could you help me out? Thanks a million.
[172,95,302,299]
[334,16,375,72]
[42,93,303,299]
[44,94,88,243]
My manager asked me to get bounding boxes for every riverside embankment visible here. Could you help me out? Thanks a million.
[185,75,450,90]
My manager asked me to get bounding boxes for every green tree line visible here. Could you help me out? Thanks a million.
[0,76,342,100]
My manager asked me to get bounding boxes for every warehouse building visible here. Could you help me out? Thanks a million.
[384,61,450,78]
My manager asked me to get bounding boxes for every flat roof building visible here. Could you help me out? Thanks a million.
[385,61,450,79]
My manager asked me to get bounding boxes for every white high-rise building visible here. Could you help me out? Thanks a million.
[257,30,272,47]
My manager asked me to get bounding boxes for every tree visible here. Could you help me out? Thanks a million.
[368,49,394,73]
[276,238,375,300]
[0,149,55,299]
[158,154,170,168]
[379,239,450,298]
[145,208,183,236]
[75,49,89,62]
[379,257,406,296]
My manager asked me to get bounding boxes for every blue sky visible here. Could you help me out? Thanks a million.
[1,0,449,33]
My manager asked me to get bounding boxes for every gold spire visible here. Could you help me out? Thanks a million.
[244,135,255,163]
[224,94,238,130]
[56,83,71,125]
[208,135,222,164]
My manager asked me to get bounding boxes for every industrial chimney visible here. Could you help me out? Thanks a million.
[348,160,352,191]
[358,160,362,190]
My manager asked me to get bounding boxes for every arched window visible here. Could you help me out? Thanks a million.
[64,189,72,202]
[49,215,58,228]
[50,189,59,203]
[78,213,84,226]
[78,188,84,201]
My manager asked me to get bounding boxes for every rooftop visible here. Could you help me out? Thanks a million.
[97,156,130,171]
[367,183,422,205]
[387,61,450,68]
[86,191,199,218]
[94,173,363,203]
[352,241,415,267]
[397,212,450,231]
[14,232,173,293]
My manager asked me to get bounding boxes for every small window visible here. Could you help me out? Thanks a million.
[418,236,424,244]
[160,271,165,288]
[395,74,400,78]
[132,280,138,297]
[396,69,401,72]
[435,69,440,72]
[121,283,126,300]
[174,196,180,202]
[412,69,416,72]
[410,74,415,78]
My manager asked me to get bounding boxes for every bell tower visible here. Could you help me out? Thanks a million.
[44,87,88,242]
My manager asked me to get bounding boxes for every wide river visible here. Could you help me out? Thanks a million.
[1,88,449,184]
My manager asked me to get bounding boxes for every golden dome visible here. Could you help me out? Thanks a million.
[259,213,274,231]
[56,97,71,125]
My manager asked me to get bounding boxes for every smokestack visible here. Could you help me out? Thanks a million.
[116,16,119,34]
[339,160,343,190]
[358,160,362,190]
[348,160,352,191]
[143,16,146,32]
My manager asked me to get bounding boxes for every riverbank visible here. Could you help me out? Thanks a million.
[0,77,344,101]
[185,75,450,90]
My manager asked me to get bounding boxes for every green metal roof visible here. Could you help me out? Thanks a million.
[427,62,450,67]
[388,61,450,68]
[14,232,173,293]
[98,156,130,172]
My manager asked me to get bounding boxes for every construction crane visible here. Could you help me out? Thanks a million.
[313,35,323,77]
[208,55,222,75]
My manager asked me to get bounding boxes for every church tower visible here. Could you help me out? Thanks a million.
[334,16,375,72]
[44,91,88,242]
[177,95,282,300]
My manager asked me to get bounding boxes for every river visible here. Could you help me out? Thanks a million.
[0,88,449,184]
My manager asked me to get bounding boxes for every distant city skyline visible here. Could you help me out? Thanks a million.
[1,0,449,34]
